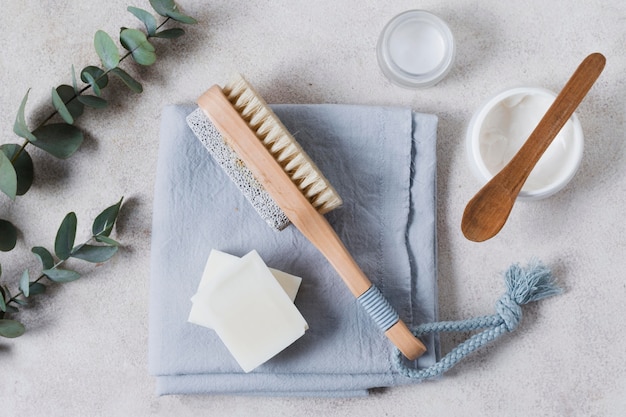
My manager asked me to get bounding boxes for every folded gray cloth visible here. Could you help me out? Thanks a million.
[149,104,439,396]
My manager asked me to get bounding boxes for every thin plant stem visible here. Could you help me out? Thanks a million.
[4,235,101,307]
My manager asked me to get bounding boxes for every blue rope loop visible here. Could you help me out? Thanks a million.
[357,285,399,331]
[394,259,562,381]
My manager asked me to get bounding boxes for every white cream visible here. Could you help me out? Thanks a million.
[377,10,455,88]
[388,20,445,75]
[469,88,584,199]
[188,250,307,373]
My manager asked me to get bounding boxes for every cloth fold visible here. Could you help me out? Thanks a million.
[149,104,439,396]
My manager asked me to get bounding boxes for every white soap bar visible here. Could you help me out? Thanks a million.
[188,250,302,329]
[189,250,307,372]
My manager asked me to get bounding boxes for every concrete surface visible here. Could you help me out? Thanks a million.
[0,0,624,415]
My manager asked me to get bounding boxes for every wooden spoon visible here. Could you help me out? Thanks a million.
[462,53,606,242]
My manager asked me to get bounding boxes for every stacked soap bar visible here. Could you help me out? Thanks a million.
[188,250,308,372]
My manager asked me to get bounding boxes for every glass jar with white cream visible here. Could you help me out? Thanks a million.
[466,87,584,200]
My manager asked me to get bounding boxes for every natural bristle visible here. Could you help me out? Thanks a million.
[223,74,342,214]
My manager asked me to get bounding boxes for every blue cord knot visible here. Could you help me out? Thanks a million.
[496,294,522,331]
[394,259,562,381]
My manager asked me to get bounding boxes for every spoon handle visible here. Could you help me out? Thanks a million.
[498,53,606,192]
[462,53,606,242]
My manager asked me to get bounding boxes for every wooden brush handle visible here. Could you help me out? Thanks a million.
[198,86,427,360]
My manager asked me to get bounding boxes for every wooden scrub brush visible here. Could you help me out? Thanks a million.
[191,74,426,360]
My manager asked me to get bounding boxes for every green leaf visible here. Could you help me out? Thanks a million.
[0,319,25,338]
[95,235,120,246]
[30,123,84,159]
[28,282,46,296]
[1,285,11,300]
[42,268,80,283]
[0,150,17,200]
[93,197,123,237]
[120,28,156,66]
[77,95,108,109]
[71,244,118,263]
[128,6,157,35]
[110,68,143,93]
[166,10,197,24]
[0,219,17,252]
[13,90,37,143]
[19,270,30,297]
[154,28,185,39]
[51,88,74,125]
[82,71,102,97]
[55,212,77,260]
[32,246,54,270]
[55,85,84,119]
[0,292,5,312]
[1,144,34,196]
[149,0,176,16]
[94,30,120,70]
[4,305,18,314]
[12,298,27,306]
[80,66,109,89]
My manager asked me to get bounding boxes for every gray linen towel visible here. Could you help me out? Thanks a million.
[149,104,439,396]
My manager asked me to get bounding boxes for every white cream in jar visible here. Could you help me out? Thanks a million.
[467,87,584,200]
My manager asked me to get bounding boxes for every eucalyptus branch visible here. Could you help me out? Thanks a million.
[9,16,178,165]
[0,198,124,338]
[0,0,197,340]
[0,0,196,253]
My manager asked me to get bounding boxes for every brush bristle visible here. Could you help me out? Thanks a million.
[222,74,342,214]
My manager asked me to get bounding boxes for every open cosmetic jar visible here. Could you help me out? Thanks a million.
[466,87,584,200]
[377,10,455,88]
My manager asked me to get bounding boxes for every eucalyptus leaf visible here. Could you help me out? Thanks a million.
[0,319,25,338]
[19,270,30,297]
[120,28,156,66]
[51,88,74,124]
[13,90,37,142]
[0,219,17,252]
[149,0,176,16]
[31,123,84,159]
[0,150,17,200]
[0,292,6,313]
[1,285,11,300]
[42,268,80,283]
[72,244,118,263]
[94,30,120,70]
[55,212,77,261]
[4,305,18,314]
[95,235,120,246]
[28,282,46,296]
[154,28,185,39]
[128,6,157,35]
[110,68,143,93]
[82,71,102,97]
[166,10,197,24]
[2,143,34,196]
[80,66,109,89]
[32,246,54,270]
[93,197,123,237]
[56,84,85,119]
[77,95,108,109]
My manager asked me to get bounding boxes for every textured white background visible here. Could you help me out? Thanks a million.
[0,0,624,415]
